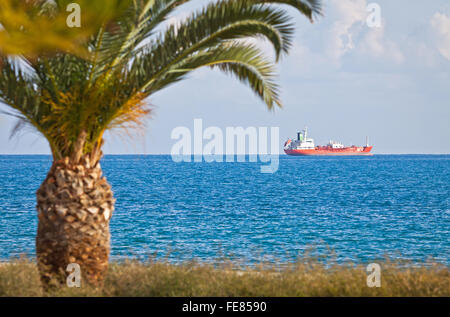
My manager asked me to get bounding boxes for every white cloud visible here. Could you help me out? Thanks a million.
[430,12,450,60]
[289,0,407,72]
[360,25,404,64]
[326,0,367,62]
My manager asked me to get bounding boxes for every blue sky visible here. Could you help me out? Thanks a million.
[1,0,449,154]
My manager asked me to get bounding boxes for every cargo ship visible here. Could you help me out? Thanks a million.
[284,128,373,156]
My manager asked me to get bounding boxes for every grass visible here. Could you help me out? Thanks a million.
[0,258,448,297]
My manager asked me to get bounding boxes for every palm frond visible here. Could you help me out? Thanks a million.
[97,0,189,76]
[0,57,61,154]
[127,0,295,101]
[131,42,281,109]
[251,0,322,22]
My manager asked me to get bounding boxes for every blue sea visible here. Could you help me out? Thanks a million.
[0,155,449,265]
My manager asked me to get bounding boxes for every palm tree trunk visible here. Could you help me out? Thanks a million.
[36,156,114,288]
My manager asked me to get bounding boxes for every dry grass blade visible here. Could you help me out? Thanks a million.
[0,258,448,297]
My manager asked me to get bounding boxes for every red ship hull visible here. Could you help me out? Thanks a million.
[285,146,373,156]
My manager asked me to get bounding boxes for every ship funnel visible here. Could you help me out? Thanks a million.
[297,132,301,141]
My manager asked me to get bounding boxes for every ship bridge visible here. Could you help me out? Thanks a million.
[285,128,315,150]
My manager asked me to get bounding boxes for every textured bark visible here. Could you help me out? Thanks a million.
[36,156,115,288]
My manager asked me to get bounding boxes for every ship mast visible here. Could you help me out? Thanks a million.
[366,136,369,147]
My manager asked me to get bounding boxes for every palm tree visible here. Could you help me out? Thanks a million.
[0,0,321,287]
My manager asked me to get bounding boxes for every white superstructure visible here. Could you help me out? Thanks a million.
[284,127,315,150]
[327,141,344,149]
